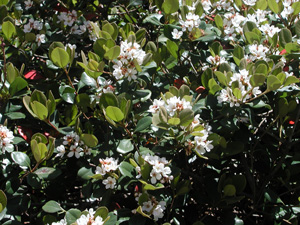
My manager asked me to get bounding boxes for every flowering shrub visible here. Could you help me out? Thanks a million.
[0,0,300,224]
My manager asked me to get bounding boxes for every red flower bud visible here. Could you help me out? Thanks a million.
[289,120,295,125]
[279,49,287,55]
[196,86,205,94]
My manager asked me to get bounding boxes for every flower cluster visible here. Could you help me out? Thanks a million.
[217,69,262,107]
[23,18,43,33]
[134,190,167,222]
[112,40,146,81]
[186,115,214,155]
[49,209,104,225]
[95,157,119,189]
[95,77,115,100]
[56,133,91,158]
[57,10,78,27]
[136,154,173,184]
[0,125,14,153]
[149,96,192,117]
[172,5,201,40]
[142,199,167,221]
[76,209,104,225]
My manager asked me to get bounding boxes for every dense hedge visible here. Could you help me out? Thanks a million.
[0,0,300,224]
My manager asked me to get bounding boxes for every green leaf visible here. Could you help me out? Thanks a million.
[102,23,115,37]
[268,0,279,13]
[169,86,179,96]
[255,0,268,10]
[42,201,64,213]
[208,78,222,94]
[104,46,120,60]
[179,108,194,127]
[159,106,168,124]
[0,6,8,24]
[134,117,152,132]
[267,75,282,91]
[278,98,288,117]
[166,40,178,59]
[243,21,257,34]
[284,76,299,86]
[66,209,81,224]
[179,84,190,98]
[233,88,242,100]
[77,167,94,180]
[233,45,244,60]
[80,133,98,147]
[245,31,260,44]
[5,112,26,120]
[9,77,28,96]
[106,106,124,122]
[168,118,180,125]
[295,20,300,37]
[95,207,109,220]
[279,28,292,47]
[292,2,300,15]
[59,86,76,104]
[223,184,236,196]
[34,167,62,180]
[0,190,7,213]
[162,0,179,14]
[143,14,163,26]
[2,21,16,40]
[117,139,134,154]
[223,141,244,156]
[119,161,135,178]
[250,74,265,87]
[100,92,119,108]
[215,71,227,86]
[23,96,38,119]
[30,101,48,121]
[214,15,223,30]
[255,64,268,75]
[11,152,31,169]
[50,47,70,68]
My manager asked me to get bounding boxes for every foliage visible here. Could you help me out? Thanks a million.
[0,0,300,224]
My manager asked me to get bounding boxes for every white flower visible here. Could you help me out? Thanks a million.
[102,176,116,189]
[0,125,14,152]
[67,145,82,158]
[243,0,257,6]
[148,99,165,113]
[152,204,165,221]
[24,0,33,10]
[76,212,104,225]
[49,218,67,225]
[33,20,43,30]
[171,29,183,39]
[259,24,281,38]
[56,145,66,158]
[150,168,162,184]
[142,200,153,212]
[36,34,46,46]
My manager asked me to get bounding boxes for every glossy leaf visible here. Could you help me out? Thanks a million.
[42,201,64,213]
[117,139,134,154]
[50,47,70,68]
[11,152,31,169]
[106,106,124,122]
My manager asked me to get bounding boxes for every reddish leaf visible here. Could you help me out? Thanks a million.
[24,70,44,80]
[17,126,33,142]
[174,79,184,88]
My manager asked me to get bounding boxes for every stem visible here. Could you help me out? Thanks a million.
[0,39,7,93]
[64,68,77,94]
